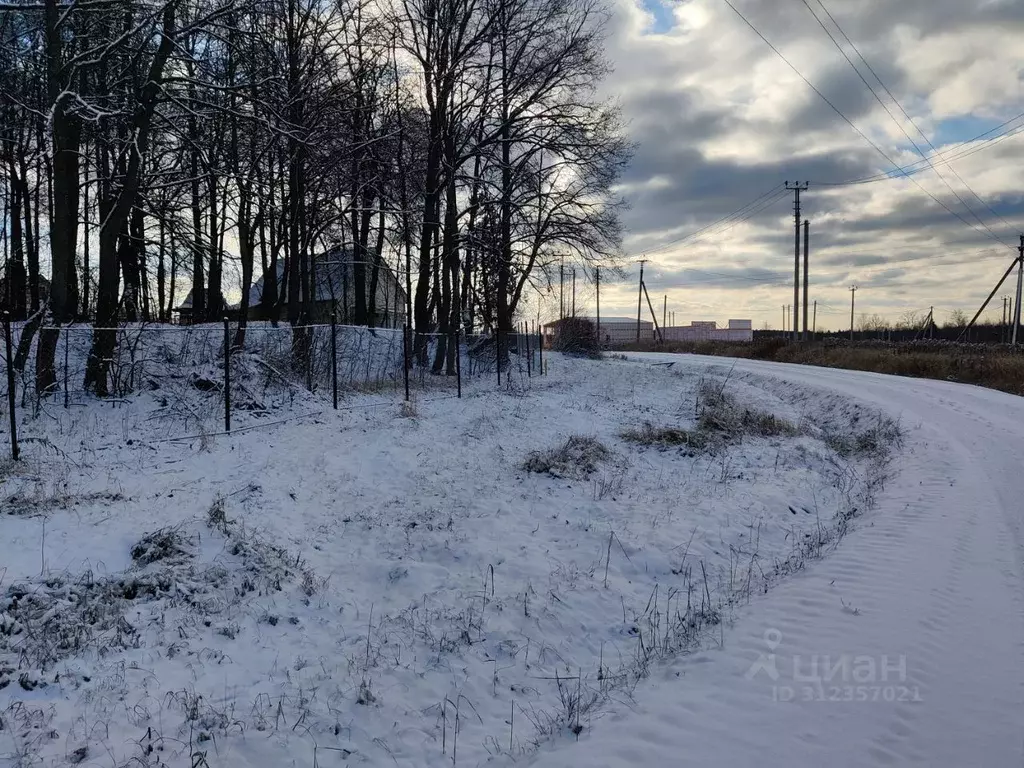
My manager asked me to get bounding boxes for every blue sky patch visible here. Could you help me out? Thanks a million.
[639,0,676,34]
[931,114,1002,146]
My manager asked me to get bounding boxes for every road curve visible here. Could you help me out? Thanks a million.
[530,355,1024,768]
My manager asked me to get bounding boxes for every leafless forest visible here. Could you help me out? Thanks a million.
[0,0,631,398]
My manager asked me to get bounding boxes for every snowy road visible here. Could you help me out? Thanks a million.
[531,356,1024,768]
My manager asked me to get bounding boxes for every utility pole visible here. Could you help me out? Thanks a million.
[1014,234,1024,346]
[786,181,809,342]
[595,267,601,346]
[849,285,858,341]
[1002,296,1009,343]
[571,268,577,317]
[663,295,667,330]
[802,219,809,341]
[637,259,646,344]
[812,300,817,338]
[559,261,564,320]
[782,305,786,333]
[642,280,663,343]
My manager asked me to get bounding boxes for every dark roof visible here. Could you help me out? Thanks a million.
[175,288,228,311]
[249,249,406,307]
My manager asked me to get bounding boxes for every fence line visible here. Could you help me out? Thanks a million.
[0,320,546,459]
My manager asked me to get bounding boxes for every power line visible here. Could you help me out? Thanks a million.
[810,0,1022,233]
[627,185,786,258]
[800,0,1016,243]
[664,188,791,251]
[721,0,1016,252]
[813,115,1024,186]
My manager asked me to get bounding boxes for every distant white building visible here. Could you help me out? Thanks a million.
[664,319,753,342]
[543,316,655,345]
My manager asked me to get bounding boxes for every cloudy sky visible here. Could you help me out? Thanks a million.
[584,0,1024,330]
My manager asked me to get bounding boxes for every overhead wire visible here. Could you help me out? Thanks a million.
[811,0,1020,233]
[800,0,1017,241]
[721,0,1017,252]
[810,115,1024,186]
[625,185,788,258]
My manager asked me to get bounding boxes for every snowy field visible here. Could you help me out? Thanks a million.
[0,350,905,767]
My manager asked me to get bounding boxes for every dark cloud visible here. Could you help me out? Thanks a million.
[788,61,888,133]
[817,252,889,268]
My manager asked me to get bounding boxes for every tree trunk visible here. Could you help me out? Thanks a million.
[157,214,166,321]
[118,222,139,322]
[432,161,459,375]
[189,123,205,324]
[27,157,40,315]
[6,154,27,319]
[86,1,176,393]
[234,192,255,348]
[350,146,367,327]
[82,147,92,319]
[36,9,83,395]
[206,173,222,320]
[414,112,442,364]
[168,229,177,322]
[367,207,384,327]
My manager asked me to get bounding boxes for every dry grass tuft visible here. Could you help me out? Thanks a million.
[524,435,609,479]
[696,380,798,439]
[620,422,707,450]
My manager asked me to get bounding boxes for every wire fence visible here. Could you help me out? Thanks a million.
[0,319,546,458]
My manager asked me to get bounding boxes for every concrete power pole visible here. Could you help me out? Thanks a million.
[786,182,809,342]
[571,268,576,317]
[573,268,581,317]
[849,285,858,342]
[1014,235,1024,346]
[559,262,565,320]
[802,219,809,341]
[663,295,667,331]
[813,300,817,338]
[636,260,646,344]
[595,267,601,346]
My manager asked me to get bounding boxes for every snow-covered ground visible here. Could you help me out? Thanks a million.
[529,354,1024,768]
[0,347,959,768]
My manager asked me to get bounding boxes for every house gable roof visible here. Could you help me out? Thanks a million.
[249,249,406,308]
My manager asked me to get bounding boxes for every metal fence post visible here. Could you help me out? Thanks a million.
[223,317,231,433]
[455,328,462,399]
[403,324,411,402]
[525,323,532,378]
[538,326,544,375]
[305,325,313,392]
[331,311,338,410]
[63,325,69,409]
[5,313,18,460]
[496,328,502,388]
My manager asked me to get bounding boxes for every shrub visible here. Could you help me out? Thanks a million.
[549,318,602,359]
[621,422,707,450]
[696,380,798,439]
[130,526,194,566]
[524,435,609,478]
